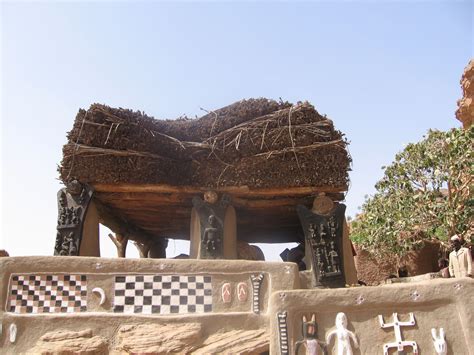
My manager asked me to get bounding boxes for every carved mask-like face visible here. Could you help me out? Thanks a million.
[204,191,218,204]
[302,314,317,339]
[208,215,216,226]
[67,180,83,195]
[312,194,334,215]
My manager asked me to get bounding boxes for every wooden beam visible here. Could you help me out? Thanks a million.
[93,183,347,197]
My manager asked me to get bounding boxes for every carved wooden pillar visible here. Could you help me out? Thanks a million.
[148,238,168,259]
[134,240,151,258]
[190,191,237,259]
[80,201,100,256]
[54,180,98,256]
[297,194,347,288]
[108,233,128,258]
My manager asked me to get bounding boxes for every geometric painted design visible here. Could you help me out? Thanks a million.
[8,274,87,313]
[250,273,264,314]
[277,311,289,355]
[113,275,212,315]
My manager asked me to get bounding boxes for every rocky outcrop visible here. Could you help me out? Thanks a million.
[29,329,108,354]
[354,247,397,285]
[114,323,202,354]
[195,329,269,354]
[456,59,474,128]
[0,249,9,257]
[113,323,268,354]
[354,242,441,285]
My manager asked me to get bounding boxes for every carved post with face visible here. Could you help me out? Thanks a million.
[191,191,236,259]
[297,193,346,288]
[54,180,94,256]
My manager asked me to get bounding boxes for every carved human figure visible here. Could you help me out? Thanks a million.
[68,232,78,255]
[192,191,230,259]
[203,215,221,257]
[329,241,340,273]
[319,223,327,242]
[54,181,94,256]
[295,314,327,355]
[55,232,63,253]
[431,328,447,355]
[308,224,317,243]
[326,312,359,355]
[316,249,325,277]
[329,217,336,238]
[72,207,81,225]
[59,232,75,255]
[59,191,67,207]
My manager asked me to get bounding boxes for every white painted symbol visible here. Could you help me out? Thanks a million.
[250,274,264,314]
[222,283,232,303]
[454,283,463,291]
[9,324,17,343]
[92,287,106,306]
[277,311,289,355]
[237,282,248,302]
[410,290,420,301]
[431,328,447,355]
[355,295,365,305]
[378,313,418,355]
[326,312,359,355]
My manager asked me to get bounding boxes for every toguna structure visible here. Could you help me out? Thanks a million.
[1,98,473,353]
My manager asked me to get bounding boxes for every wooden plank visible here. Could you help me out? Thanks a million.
[93,183,347,197]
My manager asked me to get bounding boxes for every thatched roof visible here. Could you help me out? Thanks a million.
[59,98,351,243]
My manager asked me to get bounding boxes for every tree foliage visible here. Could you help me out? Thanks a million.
[350,127,473,257]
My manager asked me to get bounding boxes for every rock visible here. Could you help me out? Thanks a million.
[0,249,9,257]
[456,59,474,128]
[195,329,269,354]
[29,329,108,354]
[354,241,441,285]
[237,241,265,261]
[114,323,202,354]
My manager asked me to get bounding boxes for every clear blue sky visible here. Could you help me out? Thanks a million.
[1,1,472,260]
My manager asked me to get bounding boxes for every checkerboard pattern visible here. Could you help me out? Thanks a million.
[8,274,87,314]
[113,275,213,315]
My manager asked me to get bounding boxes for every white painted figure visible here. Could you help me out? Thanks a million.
[92,287,106,306]
[326,312,358,355]
[9,323,17,343]
[431,328,447,355]
[378,313,418,355]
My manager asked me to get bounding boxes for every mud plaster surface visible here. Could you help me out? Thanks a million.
[0,257,298,353]
[269,278,474,355]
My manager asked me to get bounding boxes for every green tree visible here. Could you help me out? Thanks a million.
[350,127,473,258]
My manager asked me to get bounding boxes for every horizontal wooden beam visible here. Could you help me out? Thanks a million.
[93,183,347,197]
